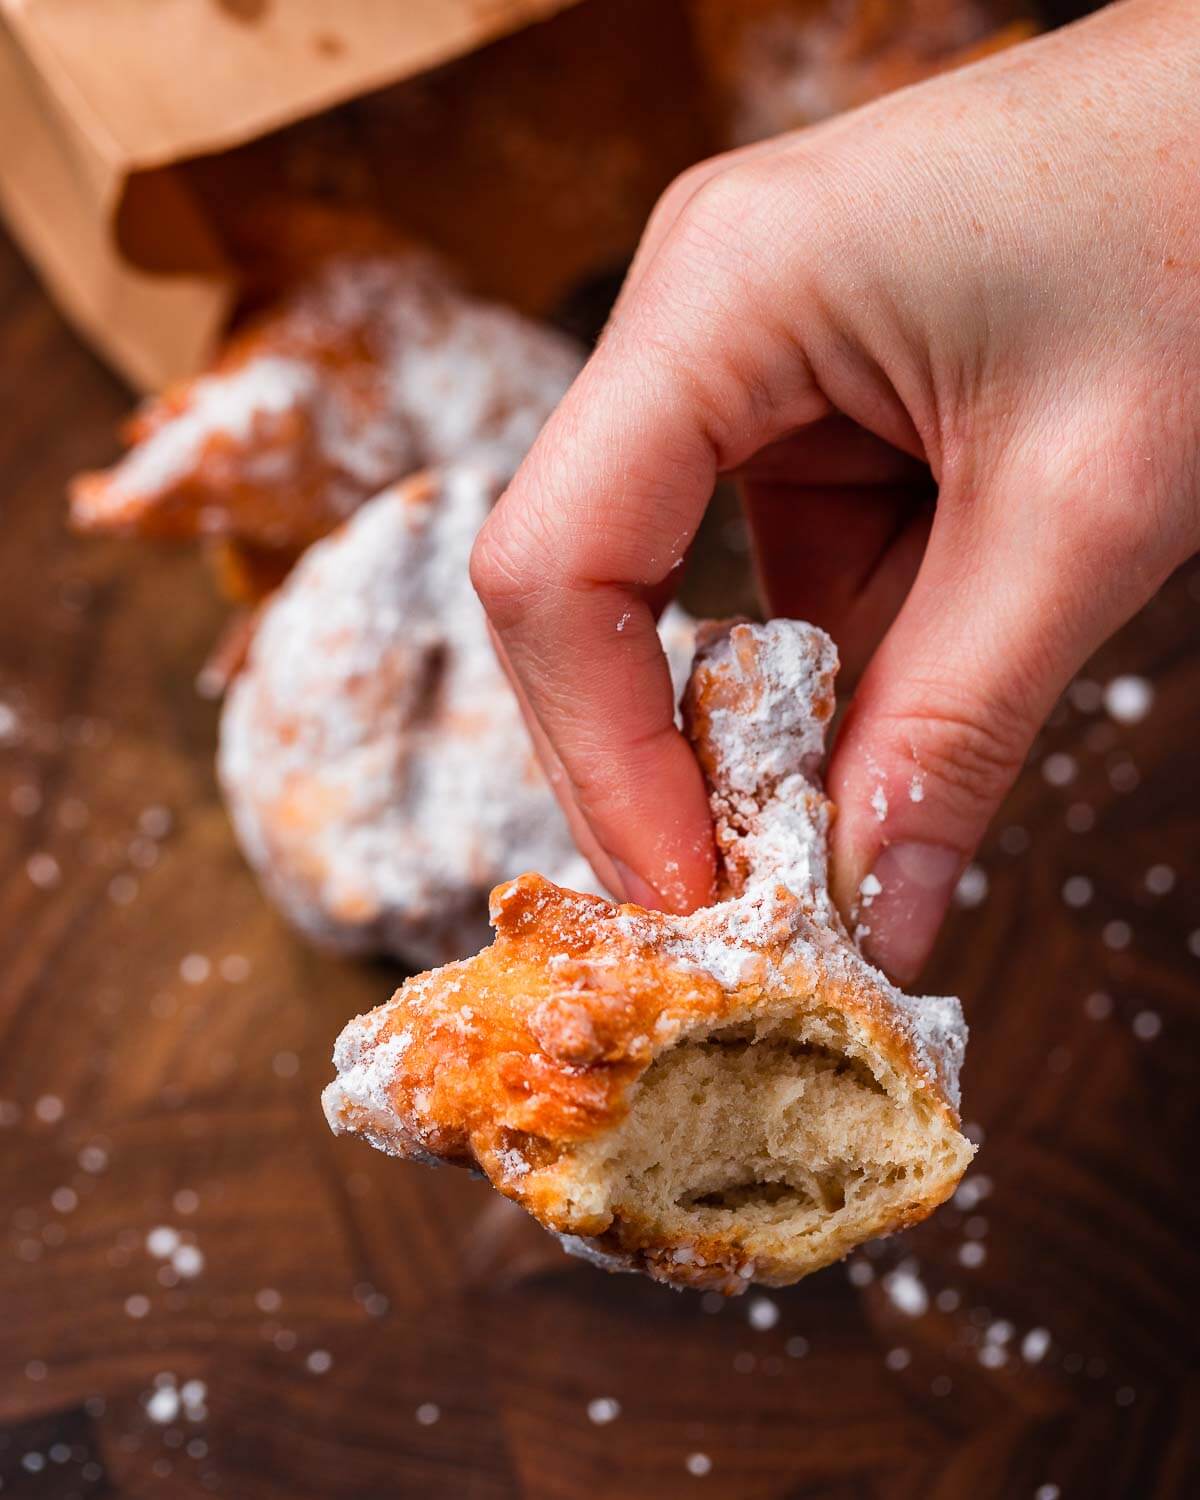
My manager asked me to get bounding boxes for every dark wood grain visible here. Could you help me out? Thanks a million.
[1,209,1197,1500]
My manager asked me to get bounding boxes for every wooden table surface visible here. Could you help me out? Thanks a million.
[1,204,1198,1500]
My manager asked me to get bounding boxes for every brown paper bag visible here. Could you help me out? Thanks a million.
[1,0,1033,392]
[0,0,581,390]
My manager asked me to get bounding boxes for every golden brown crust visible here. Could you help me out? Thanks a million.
[324,620,973,1291]
[326,865,965,1158]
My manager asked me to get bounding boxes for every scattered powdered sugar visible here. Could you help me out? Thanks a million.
[1022,1327,1051,1363]
[145,1385,181,1424]
[1103,675,1154,725]
[179,954,210,985]
[858,872,882,907]
[953,1173,992,1211]
[871,785,889,822]
[1041,752,1077,788]
[26,853,61,890]
[172,1244,204,1278]
[953,865,989,910]
[1062,876,1093,909]
[78,1144,108,1173]
[1131,1010,1161,1041]
[1084,991,1113,1021]
[146,1226,181,1259]
[145,1224,203,1279]
[884,1264,929,1318]
[34,1095,64,1124]
[746,1296,779,1331]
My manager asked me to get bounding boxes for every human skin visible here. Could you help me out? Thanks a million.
[471,0,1200,982]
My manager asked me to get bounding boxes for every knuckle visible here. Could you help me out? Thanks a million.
[648,143,757,238]
[682,162,755,227]
[1092,393,1200,563]
[671,163,778,264]
[650,160,720,229]
[469,509,554,629]
[564,754,618,813]
[657,154,832,336]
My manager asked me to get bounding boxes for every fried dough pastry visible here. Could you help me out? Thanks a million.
[69,251,583,554]
[693,0,1035,145]
[218,463,694,968]
[323,619,973,1292]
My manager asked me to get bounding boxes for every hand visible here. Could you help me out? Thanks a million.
[471,0,1200,982]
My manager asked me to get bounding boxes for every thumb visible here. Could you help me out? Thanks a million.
[826,478,1162,984]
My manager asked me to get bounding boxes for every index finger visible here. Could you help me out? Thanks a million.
[470,187,830,911]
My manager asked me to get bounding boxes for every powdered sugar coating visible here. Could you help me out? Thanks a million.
[320,620,971,1294]
[219,467,696,968]
[219,465,584,965]
[76,358,319,526]
[716,1,1014,146]
[320,618,965,1102]
[694,618,836,797]
[70,252,585,550]
[622,620,967,1106]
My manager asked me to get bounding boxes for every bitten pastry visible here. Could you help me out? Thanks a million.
[69,250,583,556]
[323,619,974,1292]
[219,463,695,968]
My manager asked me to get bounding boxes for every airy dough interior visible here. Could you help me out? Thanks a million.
[583,1017,965,1250]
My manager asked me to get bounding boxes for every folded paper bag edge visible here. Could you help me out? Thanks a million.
[0,0,582,388]
[0,18,232,390]
[3,0,584,180]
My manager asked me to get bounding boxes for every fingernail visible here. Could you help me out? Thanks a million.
[611,858,666,912]
[857,842,961,983]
